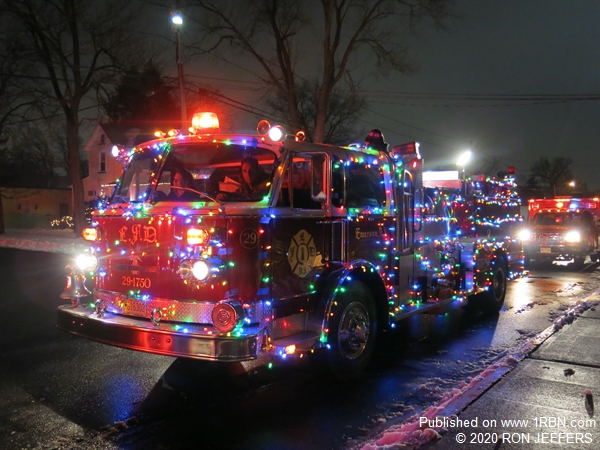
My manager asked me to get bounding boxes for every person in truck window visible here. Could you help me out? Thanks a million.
[240,156,270,196]
[218,156,271,201]
[168,169,197,200]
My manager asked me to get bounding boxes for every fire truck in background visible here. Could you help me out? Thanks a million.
[59,113,524,378]
[519,197,600,265]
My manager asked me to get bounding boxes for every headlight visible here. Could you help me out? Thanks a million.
[178,259,219,282]
[518,229,531,241]
[564,231,581,243]
[191,261,210,281]
[76,254,98,271]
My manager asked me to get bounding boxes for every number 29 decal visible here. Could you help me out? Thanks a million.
[240,228,259,249]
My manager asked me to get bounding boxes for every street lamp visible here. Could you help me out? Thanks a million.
[171,10,186,128]
[456,150,472,196]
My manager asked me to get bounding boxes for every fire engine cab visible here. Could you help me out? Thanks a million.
[520,197,600,265]
[59,113,524,378]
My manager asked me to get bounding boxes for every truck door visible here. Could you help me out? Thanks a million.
[395,166,418,304]
[270,152,328,312]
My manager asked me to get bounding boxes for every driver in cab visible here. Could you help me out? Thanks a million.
[168,169,198,201]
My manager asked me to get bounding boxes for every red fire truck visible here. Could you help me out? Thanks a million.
[59,113,524,378]
[519,197,600,265]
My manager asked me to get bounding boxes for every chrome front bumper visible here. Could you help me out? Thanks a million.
[57,304,264,361]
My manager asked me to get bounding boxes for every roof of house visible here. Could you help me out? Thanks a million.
[98,121,181,148]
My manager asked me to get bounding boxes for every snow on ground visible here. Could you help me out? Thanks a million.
[0,228,88,256]
[352,297,599,450]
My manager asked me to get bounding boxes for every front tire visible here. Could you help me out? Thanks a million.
[326,281,377,380]
[478,261,507,315]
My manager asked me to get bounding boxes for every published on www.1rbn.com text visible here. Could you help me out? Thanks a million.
[420,416,596,445]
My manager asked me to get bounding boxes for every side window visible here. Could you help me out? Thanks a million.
[276,154,323,209]
[310,153,327,204]
[276,162,291,207]
[345,162,385,210]
[401,169,414,252]
[331,158,344,208]
[292,158,316,208]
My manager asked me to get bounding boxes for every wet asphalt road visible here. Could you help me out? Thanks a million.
[1,248,598,450]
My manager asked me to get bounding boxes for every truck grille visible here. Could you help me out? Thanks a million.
[535,232,560,241]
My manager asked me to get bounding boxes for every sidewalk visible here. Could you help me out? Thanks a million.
[418,303,600,449]
[0,228,88,256]
[356,293,600,450]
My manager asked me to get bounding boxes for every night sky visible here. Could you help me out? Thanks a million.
[364,0,600,190]
[155,0,599,190]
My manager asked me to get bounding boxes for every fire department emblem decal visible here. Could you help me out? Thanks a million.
[288,229,317,278]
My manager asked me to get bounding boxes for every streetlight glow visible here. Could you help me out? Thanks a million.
[456,150,472,196]
[456,150,472,168]
[171,12,183,25]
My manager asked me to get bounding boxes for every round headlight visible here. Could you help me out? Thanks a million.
[268,125,285,142]
[564,231,581,243]
[191,260,210,281]
[76,254,98,271]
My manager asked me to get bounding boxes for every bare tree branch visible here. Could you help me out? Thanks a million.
[188,0,455,142]
[3,0,150,232]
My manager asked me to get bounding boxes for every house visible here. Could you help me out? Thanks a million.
[82,122,177,202]
[1,176,72,228]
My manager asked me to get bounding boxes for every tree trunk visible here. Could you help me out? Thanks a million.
[313,82,331,143]
[66,115,85,234]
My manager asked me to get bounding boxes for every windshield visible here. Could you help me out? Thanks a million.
[534,212,582,226]
[112,142,278,204]
[112,151,158,203]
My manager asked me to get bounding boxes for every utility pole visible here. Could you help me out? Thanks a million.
[171,7,186,129]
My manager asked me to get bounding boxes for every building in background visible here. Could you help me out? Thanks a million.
[83,123,151,202]
[1,176,72,229]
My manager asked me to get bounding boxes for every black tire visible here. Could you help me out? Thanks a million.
[478,261,507,315]
[326,281,377,380]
